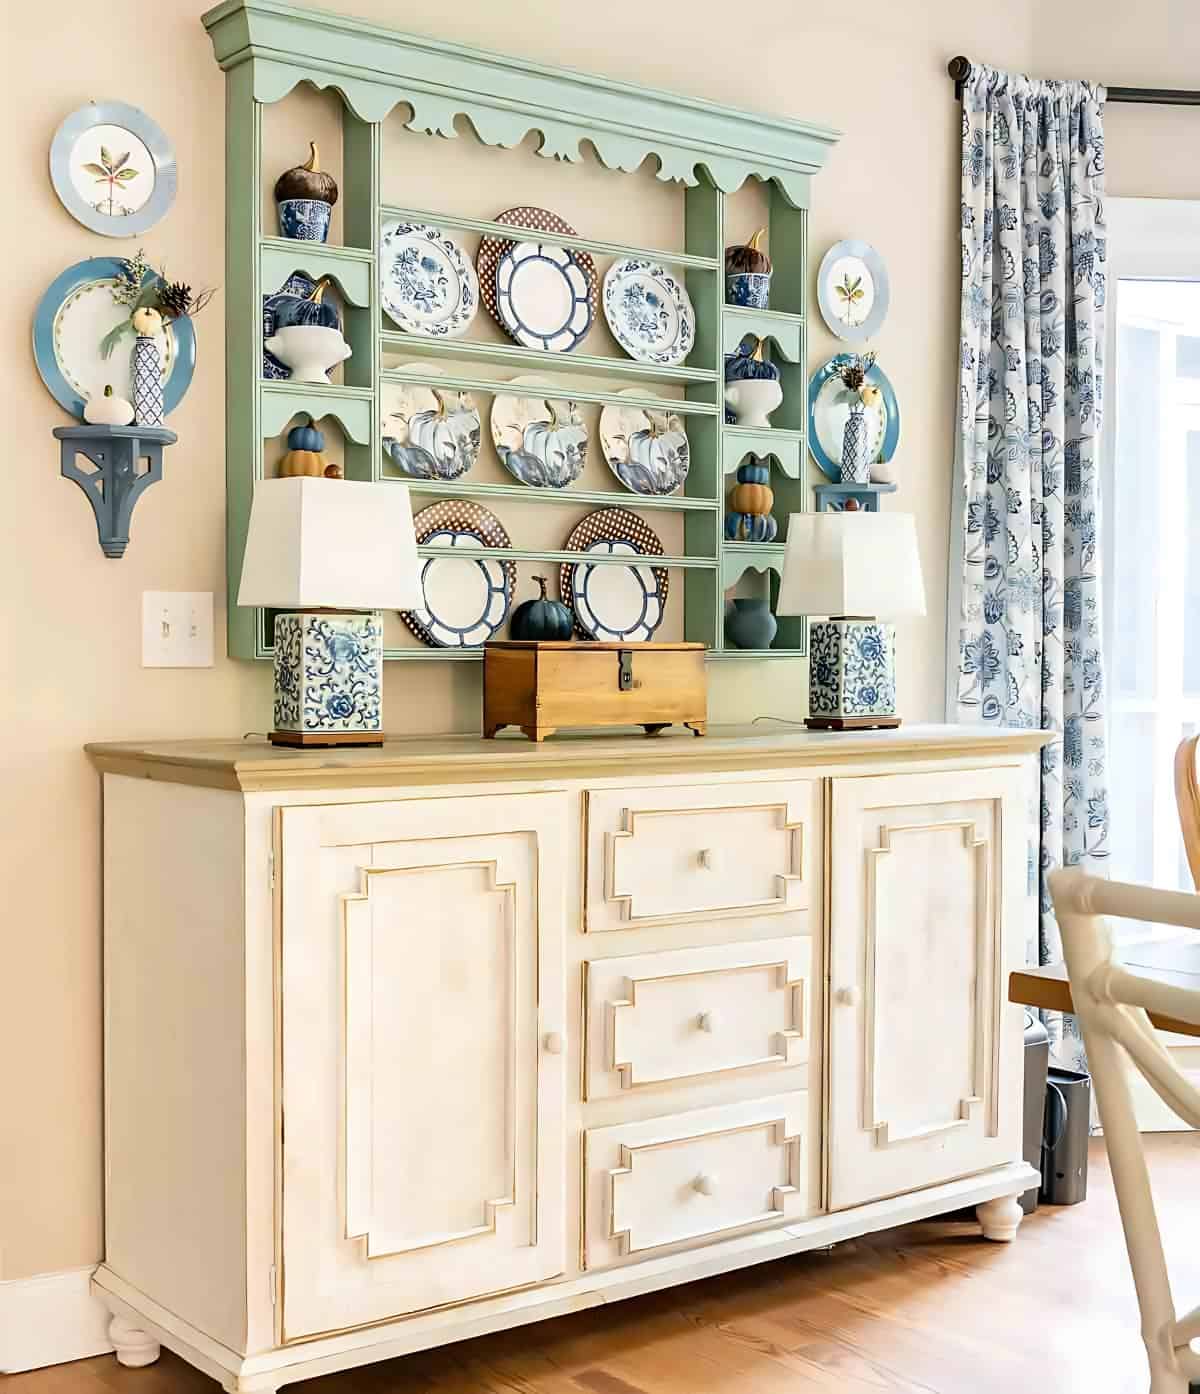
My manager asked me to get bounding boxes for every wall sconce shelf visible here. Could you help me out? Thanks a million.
[53,424,177,558]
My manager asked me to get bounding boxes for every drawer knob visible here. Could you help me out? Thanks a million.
[692,1173,718,1196]
[542,1031,564,1055]
[696,1010,718,1033]
[697,847,718,871]
[835,986,861,1008]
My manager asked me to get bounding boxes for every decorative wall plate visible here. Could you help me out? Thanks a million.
[602,259,695,366]
[816,240,890,343]
[383,370,481,480]
[49,101,177,237]
[807,354,900,481]
[477,206,598,339]
[490,376,588,488]
[560,508,669,642]
[33,257,195,420]
[598,388,689,496]
[496,241,593,352]
[380,221,478,337]
[402,501,516,648]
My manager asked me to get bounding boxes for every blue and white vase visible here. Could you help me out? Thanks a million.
[725,272,771,308]
[277,198,332,243]
[131,334,164,427]
[840,401,870,484]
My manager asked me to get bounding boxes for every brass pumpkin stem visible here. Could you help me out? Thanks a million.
[304,141,320,173]
[751,336,765,362]
[748,227,767,252]
[308,277,329,303]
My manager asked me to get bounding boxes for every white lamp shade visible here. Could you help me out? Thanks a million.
[776,512,926,619]
[237,477,422,611]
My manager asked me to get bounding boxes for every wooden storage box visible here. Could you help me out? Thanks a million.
[483,641,707,741]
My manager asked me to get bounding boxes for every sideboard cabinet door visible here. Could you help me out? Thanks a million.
[827,768,1025,1211]
[276,793,566,1341]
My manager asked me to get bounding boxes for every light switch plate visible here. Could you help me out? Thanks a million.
[142,592,214,667]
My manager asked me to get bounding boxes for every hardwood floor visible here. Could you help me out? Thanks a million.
[7,1136,1199,1394]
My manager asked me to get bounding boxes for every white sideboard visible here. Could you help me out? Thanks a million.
[86,724,1047,1392]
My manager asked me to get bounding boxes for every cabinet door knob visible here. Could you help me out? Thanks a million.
[692,1173,718,1196]
[696,1010,718,1033]
[542,1031,564,1055]
[835,986,860,1007]
[697,847,717,871]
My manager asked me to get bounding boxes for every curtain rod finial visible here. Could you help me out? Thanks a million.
[948,55,972,100]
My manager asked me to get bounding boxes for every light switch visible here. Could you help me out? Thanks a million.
[142,592,214,667]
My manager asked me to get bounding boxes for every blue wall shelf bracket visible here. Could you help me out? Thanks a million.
[54,424,178,558]
[813,481,897,513]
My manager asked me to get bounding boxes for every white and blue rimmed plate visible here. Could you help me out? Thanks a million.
[401,501,515,649]
[560,507,669,642]
[381,221,478,339]
[496,241,593,352]
[602,259,694,367]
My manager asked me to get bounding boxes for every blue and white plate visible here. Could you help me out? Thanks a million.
[383,369,481,480]
[33,257,194,420]
[496,241,593,352]
[602,259,694,367]
[381,221,478,339]
[807,354,900,481]
[560,508,669,642]
[490,377,587,488]
[401,501,515,649]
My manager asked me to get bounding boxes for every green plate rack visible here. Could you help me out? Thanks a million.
[203,0,840,662]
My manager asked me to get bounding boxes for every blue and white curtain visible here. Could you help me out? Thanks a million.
[952,64,1110,1059]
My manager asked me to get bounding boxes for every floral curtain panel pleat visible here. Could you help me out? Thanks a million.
[952,64,1110,1065]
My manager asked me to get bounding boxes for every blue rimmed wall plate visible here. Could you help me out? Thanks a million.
[401,501,515,648]
[816,240,890,344]
[496,241,593,352]
[33,257,196,420]
[559,507,669,642]
[49,101,177,238]
[807,355,900,482]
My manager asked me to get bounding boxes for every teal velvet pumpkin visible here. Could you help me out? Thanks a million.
[736,459,770,485]
[511,575,573,641]
[288,422,325,453]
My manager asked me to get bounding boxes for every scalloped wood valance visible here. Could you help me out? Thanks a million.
[202,0,840,206]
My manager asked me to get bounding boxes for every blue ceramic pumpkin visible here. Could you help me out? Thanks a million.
[510,575,574,641]
[736,460,770,485]
[288,422,325,453]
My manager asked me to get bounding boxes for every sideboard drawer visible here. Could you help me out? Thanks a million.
[583,1093,810,1268]
[583,937,812,1100]
[585,780,818,931]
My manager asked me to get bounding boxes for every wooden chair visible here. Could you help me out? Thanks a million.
[1175,734,1200,891]
[1049,868,1200,1393]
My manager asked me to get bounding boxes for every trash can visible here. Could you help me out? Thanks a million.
[1041,1065,1091,1205]
[1021,1011,1049,1213]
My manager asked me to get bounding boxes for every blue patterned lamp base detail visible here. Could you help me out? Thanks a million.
[805,618,902,730]
[270,612,385,747]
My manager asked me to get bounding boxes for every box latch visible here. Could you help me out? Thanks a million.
[618,649,634,691]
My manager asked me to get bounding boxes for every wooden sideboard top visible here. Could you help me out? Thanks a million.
[86,724,1051,793]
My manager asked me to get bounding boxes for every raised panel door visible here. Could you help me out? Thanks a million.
[827,769,1025,1210]
[277,792,566,1341]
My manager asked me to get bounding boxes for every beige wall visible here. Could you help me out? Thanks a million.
[0,0,1179,1281]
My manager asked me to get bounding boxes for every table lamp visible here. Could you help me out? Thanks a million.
[237,477,421,747]
[777,511,925,730]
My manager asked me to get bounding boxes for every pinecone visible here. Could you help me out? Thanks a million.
[158,280,194,320]
[841,362,866,391]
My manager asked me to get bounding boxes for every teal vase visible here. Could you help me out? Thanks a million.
[725,597,777,650]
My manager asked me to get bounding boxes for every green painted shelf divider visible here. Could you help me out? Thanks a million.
[398,479,721,512]
[417,547,718,568]
[379,367,719,417]
[203,0,839,664]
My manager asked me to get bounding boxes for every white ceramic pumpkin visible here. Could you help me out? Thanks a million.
[131,305,164,337]
[83,384,135,426]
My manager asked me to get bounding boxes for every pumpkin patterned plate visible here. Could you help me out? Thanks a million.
[383,367,481,480]
[402,501,516,649]
[560,508,669,643]
[490,375,588,488]
[477,206,598,343]
[598,388,689,496]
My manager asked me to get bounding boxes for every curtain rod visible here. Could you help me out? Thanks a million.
[947,55,1200,107]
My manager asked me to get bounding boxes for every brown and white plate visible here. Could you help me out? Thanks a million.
[477,206,598,346]
[560,507,669,643]
[402,500,516,648]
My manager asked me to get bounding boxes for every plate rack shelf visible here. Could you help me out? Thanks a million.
[205,0,839,663]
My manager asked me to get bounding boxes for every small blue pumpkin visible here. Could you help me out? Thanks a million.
[288,421,325,453]
[723,335,781,384]
[736,459,770,485]
[510,575,574,642]
[272,279,340,331]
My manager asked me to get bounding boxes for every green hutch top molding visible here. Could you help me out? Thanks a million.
[202,0,838,206]
[203,0,840,663]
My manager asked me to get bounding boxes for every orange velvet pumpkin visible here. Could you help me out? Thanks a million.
[279,448,328,478]
[729,481,774,515]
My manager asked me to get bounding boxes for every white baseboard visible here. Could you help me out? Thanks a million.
[0,1266,112,1373]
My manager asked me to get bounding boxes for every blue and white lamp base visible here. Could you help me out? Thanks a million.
[270,611,385,747]
[805,617,901,730]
